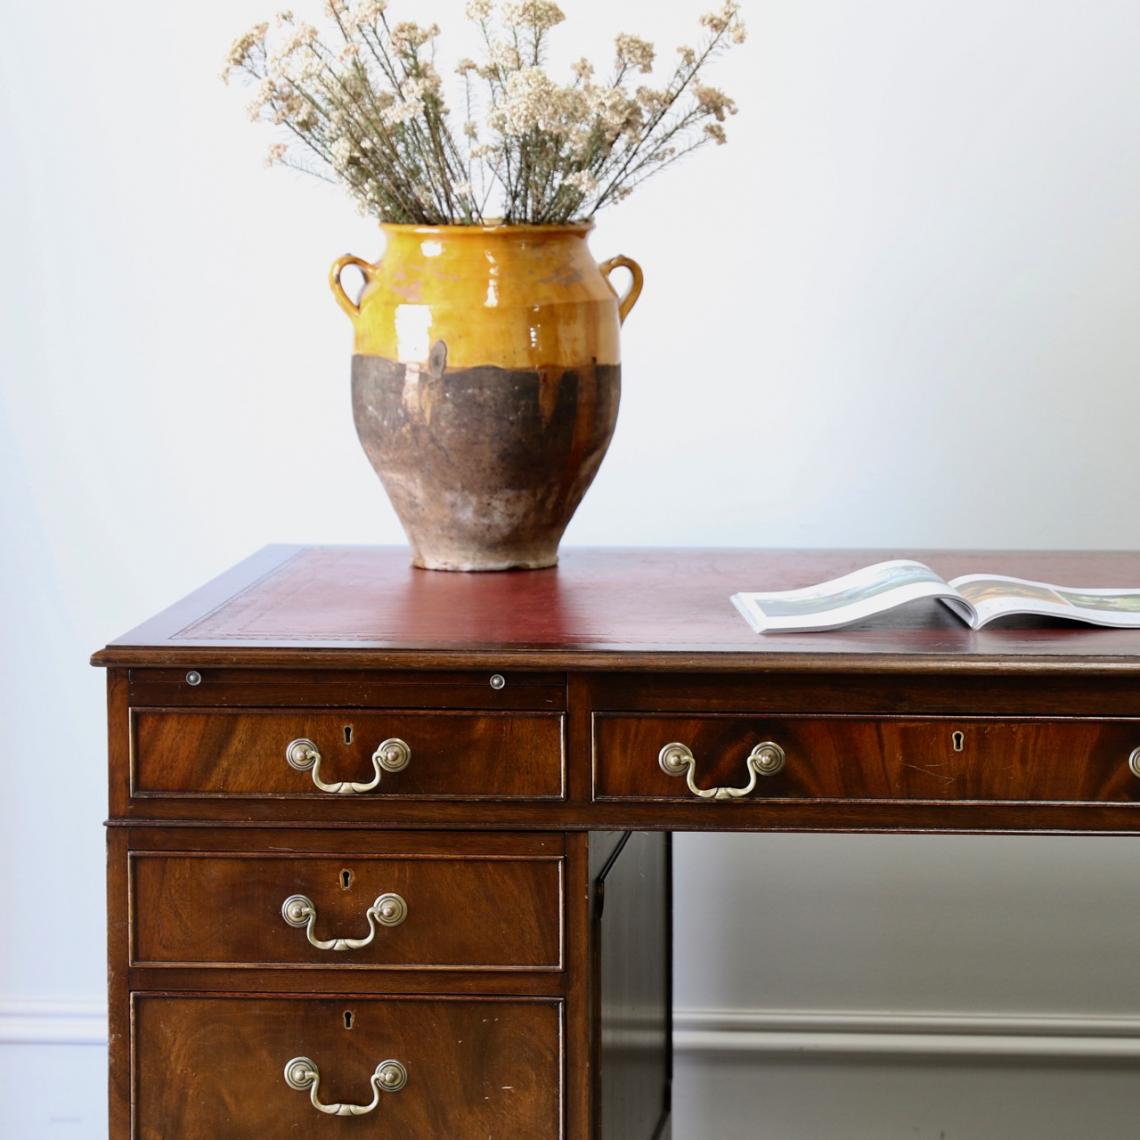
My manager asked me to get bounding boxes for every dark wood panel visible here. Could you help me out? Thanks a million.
[594,832,671,1140]
[131,708,565,800]
[94,547,1140,674]
[121,827,562,858]
[131,851,562,970]
[133,994,563,1139]
[106,797,1140,832]
[125,967,565,998]
[129,668,566,711]
[590,672,1140,717]
[594,714,1140,804]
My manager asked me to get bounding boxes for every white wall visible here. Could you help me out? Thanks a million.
[2,1,1139,1136]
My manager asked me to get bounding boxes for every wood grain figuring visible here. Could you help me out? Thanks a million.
[594,715,1140,804]
[131,852,562,970]
[133,995,563,1139]
[131,708,565,799]
[94,547,1140,1138]
[93,547,1140,672]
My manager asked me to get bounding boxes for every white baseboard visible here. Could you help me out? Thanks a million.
[0,1002,107,1046]
[673,1009,1140,1060]
[5,1002,1140,1061]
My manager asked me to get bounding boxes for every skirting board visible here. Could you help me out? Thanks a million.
[673,1010,1140,1060]
[5,1003,1140,1061]
[0,1002,107,1046]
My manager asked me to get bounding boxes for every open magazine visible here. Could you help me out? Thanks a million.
[731,559,1140,633]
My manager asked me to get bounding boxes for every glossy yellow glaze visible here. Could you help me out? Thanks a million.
[330,223,643,370]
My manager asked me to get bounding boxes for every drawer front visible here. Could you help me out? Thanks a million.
[594,714,1140,803]
[133,994,562,1139]
[132,709,565,800]
[130,851,562,970]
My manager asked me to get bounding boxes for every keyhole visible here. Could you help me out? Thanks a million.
[343,725,353,745]
[952,731,965,752]
[343,1010,354,1030]
[340,869,353,890]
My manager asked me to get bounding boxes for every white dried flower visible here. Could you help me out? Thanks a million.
[390,21,439,53]
[565,170,596,194]
[492,67,587,136]
[571,57,593,81]
[694,83,737,121]
[270,21,318,66]
[700,1,741,37]
[465,0,494,21]
[349,0,387,25]
[591,86,641,138]
[382,97,424,125]
[502,1,565,31]
[488,41,523,71]
[265,142,289,166]
[223,0,742,226]
[615,34,655,74]
[223,22,268,75]
[404,73,443,105]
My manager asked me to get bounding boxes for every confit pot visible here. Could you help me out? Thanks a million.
[330,223,643,571]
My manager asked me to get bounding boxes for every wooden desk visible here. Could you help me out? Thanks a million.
[93,547,1140,1138]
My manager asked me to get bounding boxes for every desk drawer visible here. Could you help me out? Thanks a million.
[130,849,562,971]
[131,709,565,800]
[133,994,562,1139]
[594,714,1140,803]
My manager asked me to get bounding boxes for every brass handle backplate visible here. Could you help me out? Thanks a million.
[285,737,411,795]
[282,892,408,951]
[1129,747,1140,780]
[659,741,786,801]
[284,1056,407,1116]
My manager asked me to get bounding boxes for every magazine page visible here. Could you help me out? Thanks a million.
[949,574,1140,629]
[732,560,971,633]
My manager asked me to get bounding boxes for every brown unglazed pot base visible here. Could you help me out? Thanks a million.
[352,351,621,572]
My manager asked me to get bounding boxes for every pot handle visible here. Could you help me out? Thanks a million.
[329,254,374,319]
[599,255,644,325]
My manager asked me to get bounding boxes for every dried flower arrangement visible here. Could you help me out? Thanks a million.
[223,0,745,225]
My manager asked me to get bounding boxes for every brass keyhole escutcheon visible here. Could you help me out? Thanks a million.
[952,731,965,753]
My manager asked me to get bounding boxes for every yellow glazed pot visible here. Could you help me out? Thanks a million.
[330,223,643,571]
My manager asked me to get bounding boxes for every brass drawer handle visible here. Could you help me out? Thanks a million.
[284,1056,407,1115]
[1129,747,1140,779]
[282,892,408,951]
[285,737,411,794]
[659,740,786,801]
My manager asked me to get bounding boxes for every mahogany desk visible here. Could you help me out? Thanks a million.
[93,547,1140,1138]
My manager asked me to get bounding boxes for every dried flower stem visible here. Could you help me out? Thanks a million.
[223,0,745,224]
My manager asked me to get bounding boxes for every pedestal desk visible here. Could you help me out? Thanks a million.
[93,547,1140,1138]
